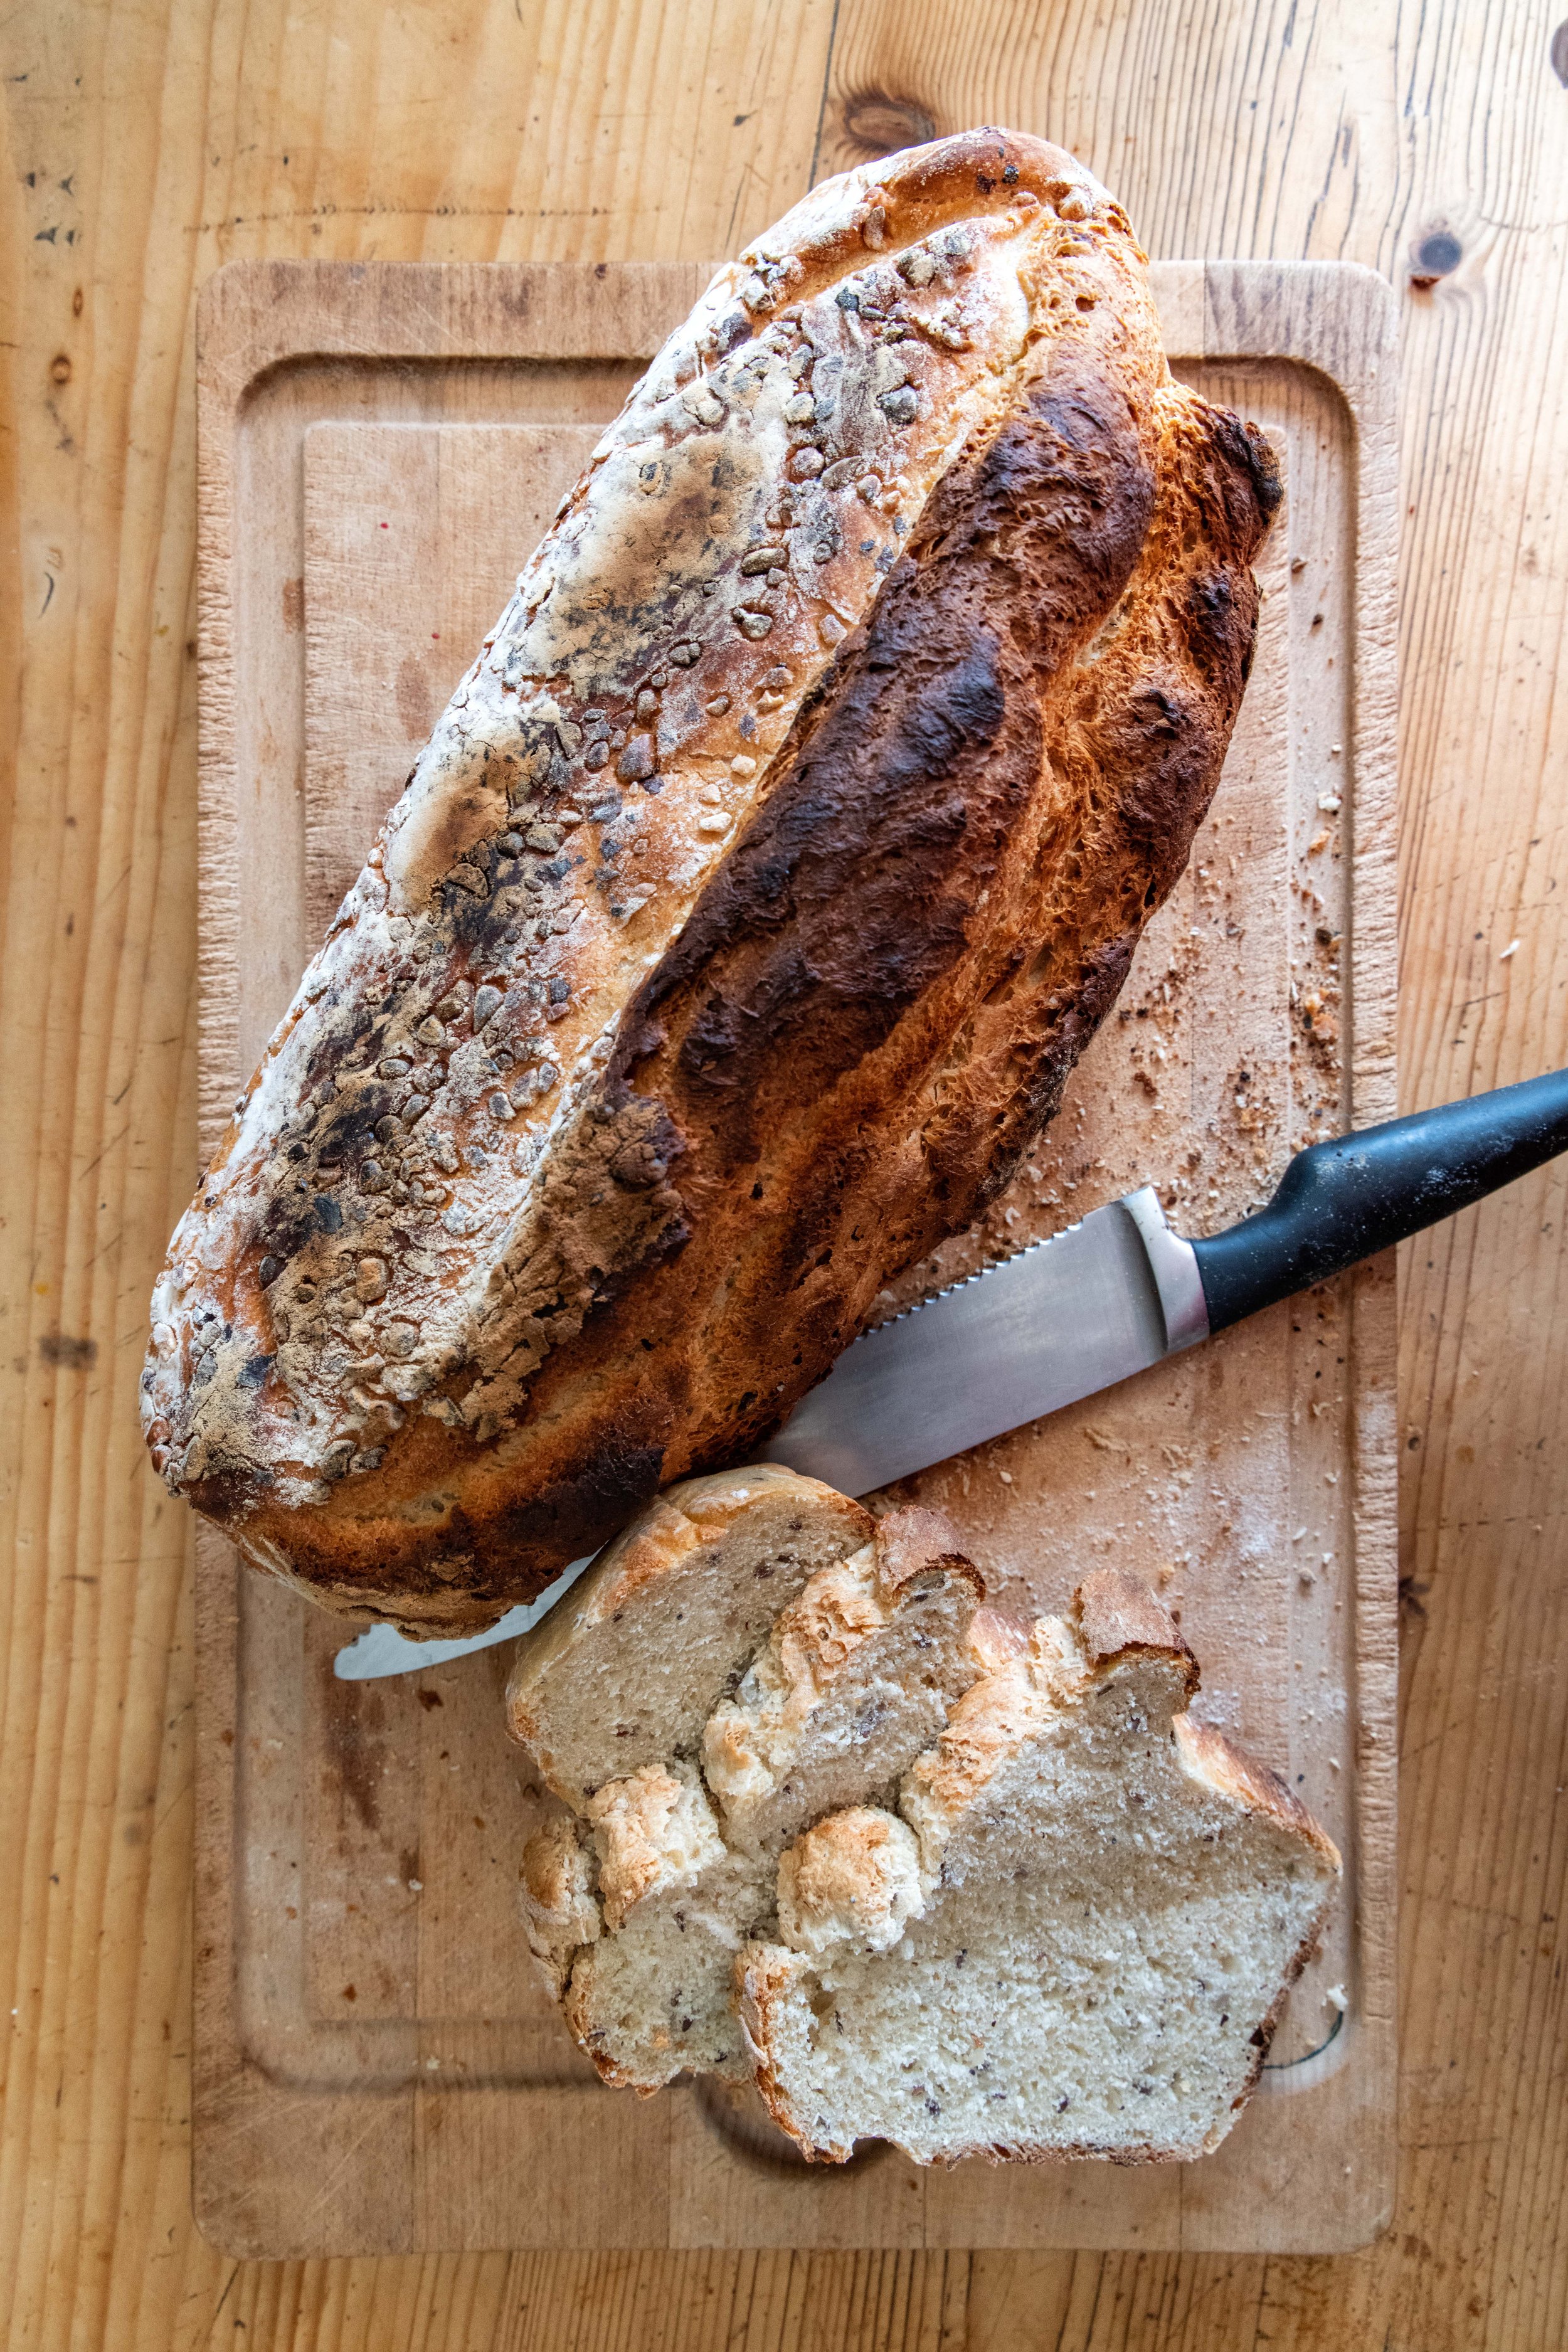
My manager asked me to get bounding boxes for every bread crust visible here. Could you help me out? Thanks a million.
[518,1811,600,1997]
[773,1806,924,1959]
[1072,1564,1199,1695]
[869,1505,981,1602]
[145,128,1278,1628]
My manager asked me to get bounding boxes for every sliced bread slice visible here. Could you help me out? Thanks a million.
[505,1466,874,1807]
[738,1569,1340,2166]
[563,1761,763,2086]
[512,1486,990,2091]
[702,1507,986,1854]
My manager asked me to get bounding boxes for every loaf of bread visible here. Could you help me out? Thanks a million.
[512,1472,1340,2157]
[144,126,1279,1629]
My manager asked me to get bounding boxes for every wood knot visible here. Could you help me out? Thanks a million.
[1409,227,1461,290]
[835,90,936,164]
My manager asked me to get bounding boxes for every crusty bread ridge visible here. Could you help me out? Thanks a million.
[738,1568,1341,2167]
[144,127,1279,1629]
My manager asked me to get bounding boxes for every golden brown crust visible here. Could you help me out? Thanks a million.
[899,1655,1048,1846]
[870,1505,982,1603]
[773,1807,924,1958]
[1173,1712,1343,1876]
[146,128,1278,1629]
[734,1946,798,2129]
[583,1761,726,1930]
[967,1606,1030,1671]
[1072,1565,1199,1696]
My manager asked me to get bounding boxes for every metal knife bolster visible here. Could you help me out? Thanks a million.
[1120,1187,1212,1352]
[759,1188,1210,1498]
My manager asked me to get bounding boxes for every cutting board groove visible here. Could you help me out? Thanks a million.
[193,257,1397,2257]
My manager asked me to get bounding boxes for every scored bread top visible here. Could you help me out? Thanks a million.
[145,127,1278,1629]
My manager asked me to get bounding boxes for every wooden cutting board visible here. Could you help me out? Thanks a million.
[192,257,1397,2259]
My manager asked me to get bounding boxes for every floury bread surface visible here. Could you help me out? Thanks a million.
[144,127,1279,1629]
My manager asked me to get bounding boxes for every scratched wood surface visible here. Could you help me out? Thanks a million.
[2,1,1565,2346]
[188,255,1395,2259]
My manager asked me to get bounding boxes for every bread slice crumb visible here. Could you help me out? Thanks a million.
[506,1467,874,1808]
[512,1473,988,2090]
[738,1569,1340,2166]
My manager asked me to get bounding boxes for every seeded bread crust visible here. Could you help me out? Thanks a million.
[144,127,1279,1629]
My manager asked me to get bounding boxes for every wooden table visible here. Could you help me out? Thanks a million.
[1,3,1564,2344]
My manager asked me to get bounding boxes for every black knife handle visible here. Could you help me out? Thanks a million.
[1190,1066,1568,1333]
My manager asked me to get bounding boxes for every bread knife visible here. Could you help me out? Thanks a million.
[334,1064,1568,1678]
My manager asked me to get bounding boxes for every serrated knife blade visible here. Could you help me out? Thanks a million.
[332,1187,1208,1680]
[331,1063,1568,1676]
[758,1187,1208,1495]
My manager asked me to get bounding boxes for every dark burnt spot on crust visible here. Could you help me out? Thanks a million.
[231,1432,675,1623]
[1083,674,1219,866]
[486,1436,670,1572]
[1177,408,1280,591]
[1215,410,1282,524]
[421,1435,672,1602]
[649,634,997,1121]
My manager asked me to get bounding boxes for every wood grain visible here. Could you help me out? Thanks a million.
[1,0,1565,2344]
